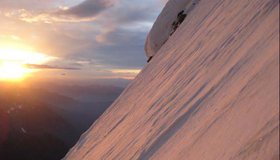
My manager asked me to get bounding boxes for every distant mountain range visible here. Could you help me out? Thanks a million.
[0,82,124,160]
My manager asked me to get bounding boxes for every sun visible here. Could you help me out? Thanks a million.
[0,47,53,81]
[0,61,32,80]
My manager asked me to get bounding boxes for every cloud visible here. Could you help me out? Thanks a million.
[55,0,162,69]
[67,28,147,70]
[0,0,165,80]
[57,0,116,18]
[3,0,117,23]
[26,64,81,70]
[0,0,57,10]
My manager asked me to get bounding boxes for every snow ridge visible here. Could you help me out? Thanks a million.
[64,0,279,159]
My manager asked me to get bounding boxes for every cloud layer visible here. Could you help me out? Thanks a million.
[0,0,164,80]
[26,64,81,70]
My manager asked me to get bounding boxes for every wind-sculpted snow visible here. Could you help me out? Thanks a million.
[145,0,197,57]
[64,0,279,159]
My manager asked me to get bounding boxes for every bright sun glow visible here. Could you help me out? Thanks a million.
[0,48,54,81]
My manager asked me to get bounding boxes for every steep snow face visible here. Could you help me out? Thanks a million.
[65,0,279,159]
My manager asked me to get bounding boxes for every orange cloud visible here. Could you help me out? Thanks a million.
[3,0,117,23]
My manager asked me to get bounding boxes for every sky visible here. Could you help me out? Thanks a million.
[0,0,167,84]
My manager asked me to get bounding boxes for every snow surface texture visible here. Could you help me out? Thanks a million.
[145,0,198,57]
[65,0,279,159]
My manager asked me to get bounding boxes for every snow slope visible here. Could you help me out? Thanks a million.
[65,0,279,159]
[145,0,196,57]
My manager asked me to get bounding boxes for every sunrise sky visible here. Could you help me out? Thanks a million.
[0,0,167,83]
